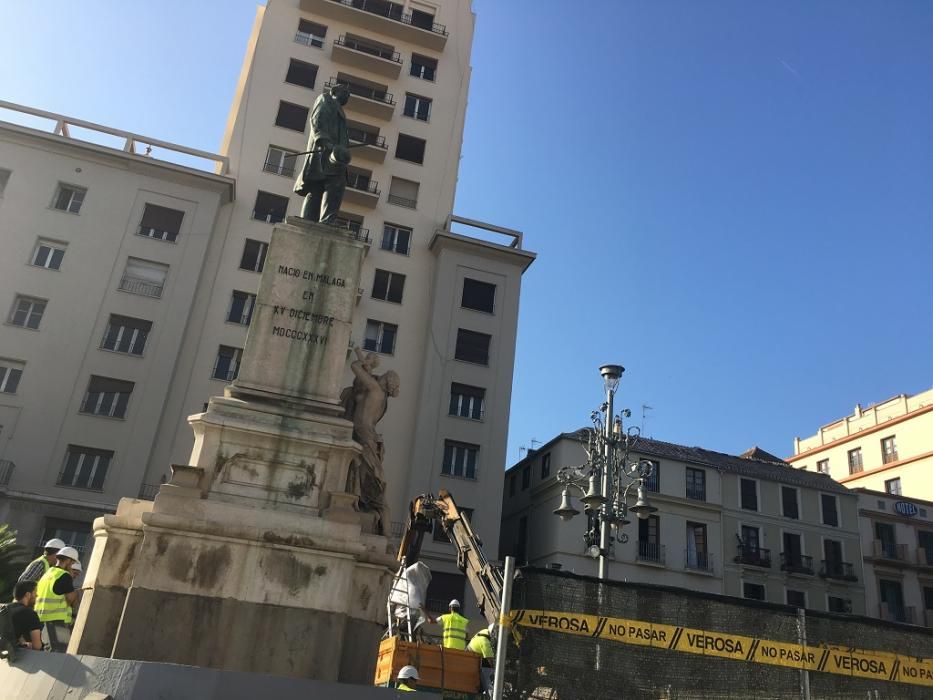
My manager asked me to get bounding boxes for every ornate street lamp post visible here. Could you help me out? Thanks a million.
[553,364,657,580]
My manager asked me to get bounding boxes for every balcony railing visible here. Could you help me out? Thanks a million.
[685,486,706,501]
[251,209,287,224]
[325,78,395,106]
[387,194,417,209]
[138,483,161,500]
[347,128,387,149]
[119,275,164,298]
[331,218,371,243]
[880,604,915,624]
[334,35,401,63]
[819,560,857,581]
[736,545,771,568]
[347,174,380,195]
[684,550,714,573]
[263,160,295,178]
[637,541,665,565]
[0,460,14,486]
[873,540,908,561]
[325,0,448,37]
[917,548,933,567]
[780,552,814,575]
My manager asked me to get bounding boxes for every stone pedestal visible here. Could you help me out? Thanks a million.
[69,220,395,683]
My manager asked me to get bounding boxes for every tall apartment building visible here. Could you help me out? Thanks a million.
[500,432,866,614]
[0,103,234,554]
[788,388,933,500]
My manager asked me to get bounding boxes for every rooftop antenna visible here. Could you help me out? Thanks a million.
[530,438,541,450]
[641,405,654,436]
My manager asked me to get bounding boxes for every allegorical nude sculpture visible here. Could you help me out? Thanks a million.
[294,83,351,223]
[340,347,400,535]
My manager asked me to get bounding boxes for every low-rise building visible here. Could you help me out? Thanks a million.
[500,432,866,614]
[788,388,933,499]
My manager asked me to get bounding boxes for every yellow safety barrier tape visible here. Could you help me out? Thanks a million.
[508,609,933,688]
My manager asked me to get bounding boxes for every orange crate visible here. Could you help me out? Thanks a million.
[374,636,481,694]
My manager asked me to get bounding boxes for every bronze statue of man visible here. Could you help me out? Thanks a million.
[294,83,351,223]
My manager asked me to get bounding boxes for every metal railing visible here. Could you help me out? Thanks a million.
[347,128,387,149]
[334,36,401,63]
[873,540,908,561]
[331,218,371,243]
[251,209,287,224]
[685,485,706,501]
[138,483,161,500]
[684,550,714,573]
[347,174,380,195]
[880,603,915,624]
[137,225,178,242]
[819,559,857,581]
[211,366,238,381]
[325,78,395,106]
[736,545,771,568]
[294,31,324,48]
[263,159,295,177]
[917,547,933,567]
[325,0,448,36]
[637,541,665,565]
[0,460,14,486]
[119,275,164,298]
[780,552,814,575]
[387,194,416,208]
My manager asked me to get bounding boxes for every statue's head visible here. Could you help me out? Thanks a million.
[330,83,350,105]
[381,370,400,397]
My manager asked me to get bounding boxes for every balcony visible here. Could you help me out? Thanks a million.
[119,275,164,298]
[780,552,815,576]
[686,486,706,501]
[301,0,448,51]
[637,541,665,566]
[879,603,915,624]
[873,540,908,562]
[684,550,715,574]
[331,217,372,244]
[819,560,858,582]
[332,35,402,78]
[0,459,14,487]
[347,127,387,163]
[325,77,395,120]
[138,483,161,500]
[343,173,380,207]
[736,545,771,568]
[917,548,933,568]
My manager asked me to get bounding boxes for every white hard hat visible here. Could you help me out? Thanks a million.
[449,599,461,608]
[397,665,419,681]
[57,546,80,561]
[44,538,66,550]
[487,623,497,637]
[71,560,83,573]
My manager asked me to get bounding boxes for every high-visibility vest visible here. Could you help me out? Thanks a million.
[397,682,416,691]
[438,612,469,650]
[34,566,73,625]
[468,630,494,659]
[18,555,50,582]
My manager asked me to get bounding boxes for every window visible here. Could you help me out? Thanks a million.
[885,478,902,496]
[395,134,426,164]
[425,572,465,613]
[80,376,134,419]
[285,58,318,89]
[643,460,660,492]
[58,445,112,490]
[101,314,151,355]
[638,514,662,563]
[363,320,397,355]
[442,440,478,479]
[119,258,168,298]
[433,507,472,543]
[743,582,766,601]
[816,459,829,475]
[371,269,405,303]
[782,532,804,571]
[264,146,298,177]
[541,453,551,480]
[918,531,933,566]
[741,524,761,553]
[403,93,432,122]
[827,596,850,613]
[410,53,437,81]
[0,168,10,196]
[787,590,806,608]
[740,478,758,511]
[252,190,289,223]
[508,474,516,497]
[212,345,242,381]
[521,464,530,490]
[875,521,898,559]
[0,359,23,394]
[881,436,898,464]
[410,8,436,30]
[8,295,46,329]
[39,519,92,557]
[449,383,484,420]
[31,239,66,270]
[461,278,496,314]
[227,290,256,325]
[781,486,799,520]
[847,448,863,474]
[381,224,411,255]
[821,494,839,527]
[685,467,705,501]
[685,522,708,570]
[138,203,184,242]
[295,19,326,48]
[388,177,419,209]
[275,101,309,131]
[52,183,86,213]
[240,239,268,272]
[455,329,491,365]
[879,579,906,622]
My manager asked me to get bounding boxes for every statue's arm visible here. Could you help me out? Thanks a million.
[350,360,380,390]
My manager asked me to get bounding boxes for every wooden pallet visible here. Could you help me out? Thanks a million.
[374,636,481,694]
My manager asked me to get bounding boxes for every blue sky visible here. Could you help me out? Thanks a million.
[2,1,931,466]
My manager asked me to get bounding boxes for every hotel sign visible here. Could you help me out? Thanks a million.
[895,501,919,517]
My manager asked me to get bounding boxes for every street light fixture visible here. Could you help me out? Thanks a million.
[552,363,655,580]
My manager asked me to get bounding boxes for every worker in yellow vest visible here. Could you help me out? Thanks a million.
[468,624,497,693]
[34,546,80,652]
[396,665,420,691]
[429,599,469,650]
[17,538,66,583]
